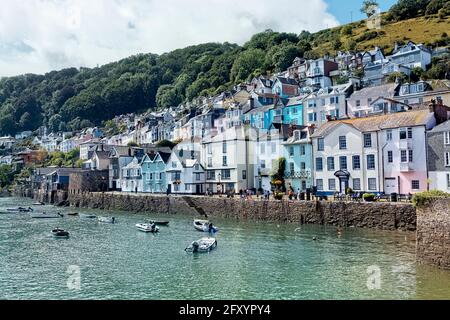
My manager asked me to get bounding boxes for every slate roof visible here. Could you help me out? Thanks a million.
[348,83,399,100]
[429,119,450,133]
[311,109,433,138]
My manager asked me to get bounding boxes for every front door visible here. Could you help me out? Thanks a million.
[196,185,201,194]
[384,178,397,195]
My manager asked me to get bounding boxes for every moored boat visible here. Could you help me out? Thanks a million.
[33,202,45,206]
[193,219,218,233]
[148,220,169,226]
[67,212,79,216]
[31,212,64,219]
[185,237,217,253]
[98,216,116,224]
[136,223,159,233]
[52,228,69,238]
[7,207,33,213]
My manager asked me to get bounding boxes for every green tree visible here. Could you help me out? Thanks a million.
[231,48,266,83]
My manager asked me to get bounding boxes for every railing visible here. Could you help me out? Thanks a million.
[285,170,312,179]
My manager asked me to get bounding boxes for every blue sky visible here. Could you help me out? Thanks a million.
[326,0,398,24]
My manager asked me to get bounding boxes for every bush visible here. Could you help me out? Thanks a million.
[412,190,450,207]
[363,193,376,202]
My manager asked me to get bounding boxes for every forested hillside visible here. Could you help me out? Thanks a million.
[0,0,449,135]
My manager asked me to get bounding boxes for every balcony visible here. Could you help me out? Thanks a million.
[400,163,414,172]
[285,170,312,179]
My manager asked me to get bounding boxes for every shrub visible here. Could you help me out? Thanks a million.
[363,193,376,202]
[412,190,450,207]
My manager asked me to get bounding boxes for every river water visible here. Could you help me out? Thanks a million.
[0,197,449,300]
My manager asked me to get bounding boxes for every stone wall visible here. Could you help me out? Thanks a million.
[416,198,450,270]
[67,192,416,231]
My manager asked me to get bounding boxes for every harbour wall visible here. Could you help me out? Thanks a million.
[67,192,417,231]
[416,198,450,270]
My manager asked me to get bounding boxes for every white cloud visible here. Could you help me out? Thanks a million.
[0,0,339,77]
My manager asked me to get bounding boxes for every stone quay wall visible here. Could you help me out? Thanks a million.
[67,192,416,231]
[416,198,450,270]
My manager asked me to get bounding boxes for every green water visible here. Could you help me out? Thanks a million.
[0,197,449,300]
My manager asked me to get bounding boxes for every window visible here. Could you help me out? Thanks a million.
[356,100,361,107]
[260,160,266,169]
[367,155,375,170]
[301,162,306,170]
[300,145,306,155]
[242,170,247,180]
[353,155,361,170]
[221,169,231,179]
[317,138,324,151]
[195,164,200,171]
[222,141,227,153]
[340,156,348,170]
[339,136,347,150]
[150,173,153,180]
[328,179,336,191]
[261,143,265,154]
[368,178,377,191]
[387,151,393,163]
[408,150,413,162]
[387,130,393,141]
[208,144,212,154]
[444,132,450,145]
[446,152,450,167]
[207,170,215,180]
[308,113,317,122]
[407,128,413,139]
[185,184,190,191]
[327,157,335,171]
[316,179,323,191]
[364,133,372,148]
[411,180,420,190]
[330,97,335,104]
[222,156,228,166]
[316,158,323,171]
[353,178,361,190]
[289,162,295,174]
[400,128,407,140]
[208,157,212,167]
[401,150,408,162]
[195,173,201,181]
[447,174,450,189]
[289,147,294,157]
[172,161,177,168]
[292,107,297,114]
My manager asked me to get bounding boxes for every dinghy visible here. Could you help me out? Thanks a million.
[67,212,79,216]
[136,223,159,233]
[32,212,63,219]
[185,237,217,253]
[51,228,69,238]
[193,219,218,233]
[33,202,45,206]
[98,216,116,224]
[148,220,169,226]
[7,207,33,213]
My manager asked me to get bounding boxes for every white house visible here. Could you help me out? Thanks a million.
[201,126,257,194]
[120,156,143,193]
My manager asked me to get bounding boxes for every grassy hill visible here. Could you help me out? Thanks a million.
[310,13,450,56]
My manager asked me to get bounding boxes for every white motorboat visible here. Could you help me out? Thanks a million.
[98,216,116,224]
[31,212,63,219]
[185,237,217,253]
[136,223,159,233]
[80,214,97,219]
[51,228,69,238]
[33,202,45,206]
[193,219,218,233]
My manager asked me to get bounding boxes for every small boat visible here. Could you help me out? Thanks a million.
[185,237,217,253]
[32,212,64,219]
[7,207,33,213]
[52,228,69,238]
[33,202,45,206]
[80,214,97,219]
[148,220,169,226]
[193,219,218,233]
[67,212,79,216]
[98,216,116,224]
[136,223,159,233]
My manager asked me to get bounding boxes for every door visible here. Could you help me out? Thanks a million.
[196,185,201,195]
[384,178,397,195]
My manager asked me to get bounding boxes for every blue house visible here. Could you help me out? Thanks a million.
[282,126,314,192]
[283,97,305,126]
[140,151,171,193]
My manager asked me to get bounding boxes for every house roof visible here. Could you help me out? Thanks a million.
[311,109,433,138]
[429,119,450,133]
[348,83,399,101]
[276,76,298,86]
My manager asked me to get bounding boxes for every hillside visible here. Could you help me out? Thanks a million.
[0,0,449,136]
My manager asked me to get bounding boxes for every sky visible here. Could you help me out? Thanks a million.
[0,0,398,78]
